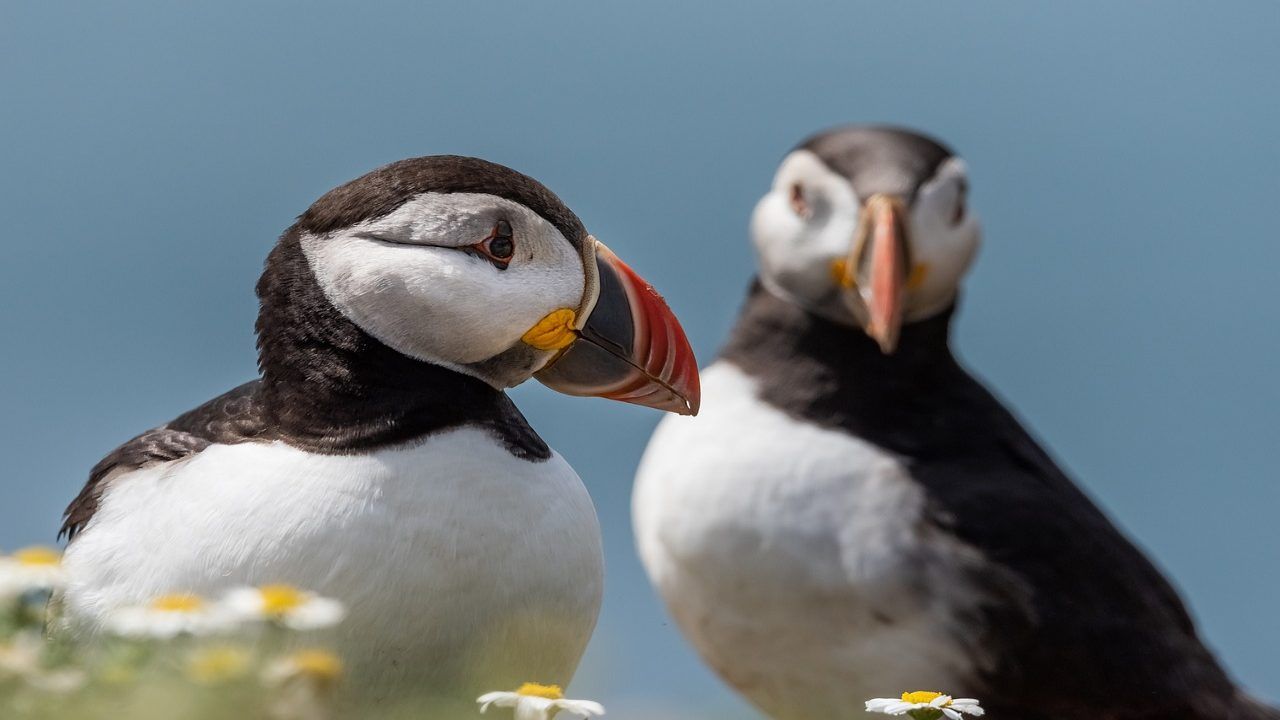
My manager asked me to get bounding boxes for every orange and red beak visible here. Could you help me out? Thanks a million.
[536,241,700,415]
[838,194,910,354]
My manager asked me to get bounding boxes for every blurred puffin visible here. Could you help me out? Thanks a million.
[634,126,1275,719]
[60,156,699,701]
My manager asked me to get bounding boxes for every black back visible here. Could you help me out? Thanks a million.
[722,281,1265,719]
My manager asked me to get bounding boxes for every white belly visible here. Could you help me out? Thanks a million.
[63,427,604,700]
[633,362,989,720]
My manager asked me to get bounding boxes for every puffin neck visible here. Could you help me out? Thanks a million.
[724,280,959,377]
[721,280,981,457]
[252,228,532,454]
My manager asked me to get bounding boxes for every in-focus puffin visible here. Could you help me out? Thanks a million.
[634,126,1275,719]
[60,156,699,701]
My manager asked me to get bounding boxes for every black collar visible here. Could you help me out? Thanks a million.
[721,280,983,458]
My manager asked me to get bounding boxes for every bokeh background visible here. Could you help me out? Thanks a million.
[3,2,1277,715]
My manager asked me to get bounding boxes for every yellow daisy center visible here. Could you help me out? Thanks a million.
[186,646,251,684]
[902,691,947,705]
[516,682,564,700]
[290,650,343,682]
[151,593,204,612]
[259,584,306,614]
[13,547,61,566]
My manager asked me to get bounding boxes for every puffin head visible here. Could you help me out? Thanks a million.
[750,125,980,353]
[264,155,699,415]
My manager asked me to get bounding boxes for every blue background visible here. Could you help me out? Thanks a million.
[2,2,1277,715]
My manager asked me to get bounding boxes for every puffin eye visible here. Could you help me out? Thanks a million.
[950,180,968,226]
[470,220,516,269]
[488,236,514,259]
[789,183,810,219]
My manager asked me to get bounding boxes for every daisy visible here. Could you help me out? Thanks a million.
[0,632,45,679]
[0,632,86,694]
[478,682,606,720]
[263,649,343,720]
[185,644,254,685]
[866,691,984,720]
[106,593,240,639]
[223,584,345,630]
[263,648,344,690]
[0,546,67,597]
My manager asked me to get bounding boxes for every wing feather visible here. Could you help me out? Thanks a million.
[60,382,267,540]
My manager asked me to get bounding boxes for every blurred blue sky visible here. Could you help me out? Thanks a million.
[2,1,1277,714]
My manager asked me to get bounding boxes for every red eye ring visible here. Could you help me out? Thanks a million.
[789,183,810,219]
[470,220,516,269]
[950,181,968,226]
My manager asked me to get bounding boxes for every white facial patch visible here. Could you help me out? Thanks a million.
[750,150,860,316]
[752,151,983,325]
[302,193,585,378]
[906,157,981,321]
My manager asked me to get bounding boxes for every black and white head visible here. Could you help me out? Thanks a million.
[751,126,980,352]
[260,156,699,414]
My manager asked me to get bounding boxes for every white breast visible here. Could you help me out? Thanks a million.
[63,427,604,699]
[633,362,990,720]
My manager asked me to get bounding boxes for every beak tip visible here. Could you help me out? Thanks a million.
[872,330,899,355]
[671,389,700,416]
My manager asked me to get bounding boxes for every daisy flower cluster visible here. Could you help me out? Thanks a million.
[2,548,616,720]
[104,583,346,639]
[0,548,351,720]
[92,584,349,719]
[0,547,85,696]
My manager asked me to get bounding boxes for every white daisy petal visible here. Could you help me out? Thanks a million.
[221,587,266,614]
[479,691,520,712]
[554,698,606,717]
[282,596,346,630]
[950,699,984,716]
[942,709,961,720]
[514,696,557,720]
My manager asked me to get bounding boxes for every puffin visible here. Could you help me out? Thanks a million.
[633,126,1276,720]
[59,156,700,701]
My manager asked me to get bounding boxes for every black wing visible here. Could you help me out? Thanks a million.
[916,376,1246,719]
[60,381,269,540]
